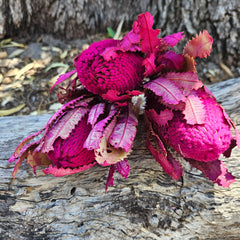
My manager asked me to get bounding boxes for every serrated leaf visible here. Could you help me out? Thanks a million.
[145,77,185,104]
[182,54,197,73]
[183,30,213,58]
[105,164,117,192]
[9,129,45,164]
[88,103,106,126]
[162,32,185,47]
[100,47,119,61]
[146,108,174,126]
[95,116,129,166]
[183,93,205,125]
[143,53,156,77]
[160,51,185,71]
[186,159,235,187]
[42,162,96,177]
[166,72,203,95]
[50,70,77,92]
[146,118,182,180]
[134,12,161,56]
[119,30,141,52]
[109,104,138,152]
[42,107,88,153]
[84,105,118,150]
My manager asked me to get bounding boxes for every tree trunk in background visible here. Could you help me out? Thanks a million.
[0,0,239,74]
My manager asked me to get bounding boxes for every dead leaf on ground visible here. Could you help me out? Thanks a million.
[0,104,25,116]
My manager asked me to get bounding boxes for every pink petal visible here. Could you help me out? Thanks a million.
[145,77,186,104]
[183,30,213,58]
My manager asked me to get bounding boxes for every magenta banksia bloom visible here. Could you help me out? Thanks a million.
[76,39,144,96]
[9,93,138,190]
[9,12,239,191]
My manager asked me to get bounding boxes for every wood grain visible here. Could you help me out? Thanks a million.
[0,78,240,239]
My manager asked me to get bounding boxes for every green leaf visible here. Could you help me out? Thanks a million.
[44,62,68,72]
[107,27,116,38]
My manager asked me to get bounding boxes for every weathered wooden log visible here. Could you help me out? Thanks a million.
[0,0,240,71]
[0,77,240,239]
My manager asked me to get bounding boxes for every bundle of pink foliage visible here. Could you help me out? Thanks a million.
[9,12,239,191]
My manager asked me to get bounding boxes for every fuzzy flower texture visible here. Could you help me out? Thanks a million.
[9,12,240,191]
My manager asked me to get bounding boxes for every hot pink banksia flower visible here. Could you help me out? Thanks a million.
[9,12,239,191]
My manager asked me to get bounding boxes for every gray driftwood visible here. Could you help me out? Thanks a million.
[0,0,240,71]
[0,77,240,240]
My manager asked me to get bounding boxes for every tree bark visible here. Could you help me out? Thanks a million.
[0,0,239,72]
[0,77,240,239]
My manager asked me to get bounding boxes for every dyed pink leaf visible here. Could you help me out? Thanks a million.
[109,105,138,152]
[143,53,157,77]
[100,47,119,61]
[146,120,183,180]
[219,105,240,148]
[223,139,237,158]
[145,77,186,104]
[134,12,161,56]
[105,164,117,193]
[159,51,185,71]
[42,107,89,153]
[11,141,40,178]
[186,159,235,187]
[95,116,129,166]
[117,159,130,179]
[105,159,130,193]
[166,72,203,95]
[146,108,174,126]
[42,96,92,140]
[183,30,213,58]
[42,162,96,177]
[183,93,205,125]
[50,70,77,92]
[84,105,118,150]
[9,129,45,163]
[183,54,197,73]
[88,103,105,126]
[102,89,142,106]
[120,30,141,51]
[162,32,185,47]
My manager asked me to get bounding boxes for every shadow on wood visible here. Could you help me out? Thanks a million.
[0,78,240,239]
